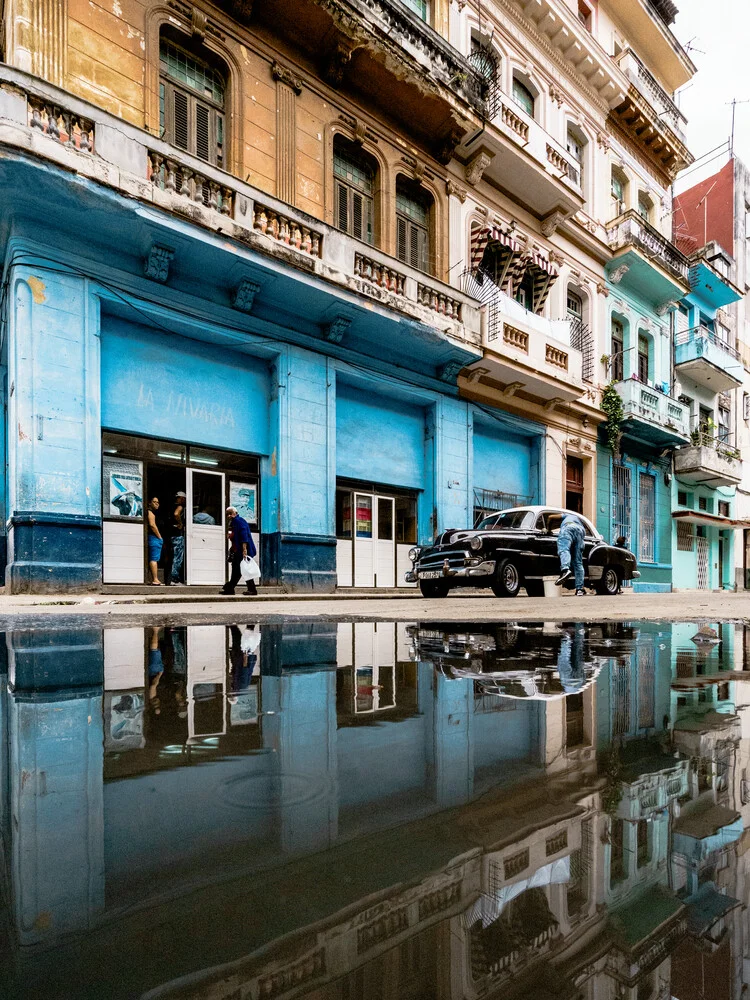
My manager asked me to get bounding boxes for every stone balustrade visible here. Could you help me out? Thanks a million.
[503,325,529,352]
[545,144,568,176]
[0,66,480,347]
[354,253,406,294]
[545,343,568,370]
[500,102,529,141]
[28,96,94,153]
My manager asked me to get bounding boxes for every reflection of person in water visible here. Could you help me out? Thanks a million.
[557,624,586,693]
[229,624,260,691]
[148,627,164,714]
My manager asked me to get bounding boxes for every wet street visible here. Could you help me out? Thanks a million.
[1,616,750,998]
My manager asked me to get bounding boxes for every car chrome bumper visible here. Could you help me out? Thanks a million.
[405,560,496,583]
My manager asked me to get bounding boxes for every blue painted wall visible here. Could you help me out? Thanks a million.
[100,318,271,455]
[336,382,425,489]
[473,422,533,499]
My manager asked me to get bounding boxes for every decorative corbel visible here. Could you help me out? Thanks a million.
[144,245,174,283]
[656,299,678,316]
[464,366,489,382]
[435,123,466,166]
[438,360,465,383]
[596,281,609,297]
[502,380,525,398]
[322,38,358,87]
[446,179,468,202]
[548,250,565,266]
[464,147,494,187]
[549,83,564,107]
[541,209,567,238]
[609,264,629,285]
[353,119,367,145]
[544,397,564,412]
[191,7,208,40]
[233,279,261,313]
[596,131,610,152]
[272,61,303,94]
[325,316,351,344]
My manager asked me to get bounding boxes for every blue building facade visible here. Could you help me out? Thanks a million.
[0,109,549,593]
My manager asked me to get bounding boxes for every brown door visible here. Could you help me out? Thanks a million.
[566,457,584,513]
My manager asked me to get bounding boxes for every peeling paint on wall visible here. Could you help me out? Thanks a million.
[26,276,46,303]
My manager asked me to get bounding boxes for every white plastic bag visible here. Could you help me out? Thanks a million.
[240,556,261,582]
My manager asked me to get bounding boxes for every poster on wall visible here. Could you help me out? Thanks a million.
[103,457,143,518]
[230,481,257,525]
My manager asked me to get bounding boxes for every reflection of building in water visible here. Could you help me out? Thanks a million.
[4,621,750,998]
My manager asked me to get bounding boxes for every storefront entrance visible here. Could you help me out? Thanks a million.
[335,483,417,588]
[102,432,260,586]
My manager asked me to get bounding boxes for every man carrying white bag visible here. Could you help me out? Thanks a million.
[220,506,261,596]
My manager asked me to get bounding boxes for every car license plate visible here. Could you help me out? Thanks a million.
[419,570,443,579]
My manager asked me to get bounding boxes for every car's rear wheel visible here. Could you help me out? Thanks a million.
[491,558,521,598]
[419,579,451,598]
[596,565,620,596]
[525,580,544,598]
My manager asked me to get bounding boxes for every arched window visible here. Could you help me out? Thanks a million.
[159,29,227,167]
[637,191,654,223]
[637,333,651,382]
[396,176,433,274]
[611,317,624,381]
[512,76,535,117]
[333,136,376,245]
[611,166,628,217]
[566,124,586,190]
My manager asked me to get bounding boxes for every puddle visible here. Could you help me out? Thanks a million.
[0,619,748,998]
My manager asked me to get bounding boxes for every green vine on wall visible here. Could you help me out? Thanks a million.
[601,381,624,458]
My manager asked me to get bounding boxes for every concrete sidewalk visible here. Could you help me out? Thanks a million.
[0,588,745,624]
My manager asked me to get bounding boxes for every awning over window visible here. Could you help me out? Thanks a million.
[470,226,524,289]
[672,510,750,530]
[524,250,559,313]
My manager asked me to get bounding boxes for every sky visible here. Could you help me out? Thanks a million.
[671,0,750,181]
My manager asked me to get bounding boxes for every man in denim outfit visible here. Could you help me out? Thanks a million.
[555,512,586,596]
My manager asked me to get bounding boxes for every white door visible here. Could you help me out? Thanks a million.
[354,493,375,587]
[187,625,226,741]
[186,469,225,585]
[375,496,395,588]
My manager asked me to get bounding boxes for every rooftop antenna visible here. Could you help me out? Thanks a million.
[683,37,705,55]
[726,98,750,154]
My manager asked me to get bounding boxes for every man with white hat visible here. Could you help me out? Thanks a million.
[168,490,187,585]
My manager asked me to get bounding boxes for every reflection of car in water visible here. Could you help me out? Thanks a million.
[405,505,639,598]
[408,621,638,700]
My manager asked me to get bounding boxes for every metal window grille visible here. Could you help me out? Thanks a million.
[697,535,709,589]
[719,500,730,518]
[612,661,631,737]
[677,521,694,551]
[473,488,532,526]
[637,641,655,729]
[570,316,594,382]
[638,473,655,563]
[612,465,631,547]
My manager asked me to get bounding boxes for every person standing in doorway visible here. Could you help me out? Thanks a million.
[220,506,258,596]
[555,512,586,597]
[169,491,186,585]
[147,497,163,585]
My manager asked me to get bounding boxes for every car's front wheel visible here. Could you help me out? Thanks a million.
[419,579,451,598]
[595,565,620,596]
[491,558,521,598]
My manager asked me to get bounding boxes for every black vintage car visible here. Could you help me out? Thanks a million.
[404,505,639,598]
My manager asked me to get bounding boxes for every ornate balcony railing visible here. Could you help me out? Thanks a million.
[675,326,740,363]
[616,48,687,142]
[0,66,481,343]
[606,211,689,284]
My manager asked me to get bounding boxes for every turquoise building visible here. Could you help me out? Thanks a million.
[670,243,743,591]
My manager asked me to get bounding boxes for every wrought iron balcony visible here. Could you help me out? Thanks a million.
[674,327,742,393]
[615,48,687,143]
[606,211,690,304]
[613,378,690,447]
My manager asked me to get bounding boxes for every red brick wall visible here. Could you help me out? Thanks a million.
[673,159,734,254]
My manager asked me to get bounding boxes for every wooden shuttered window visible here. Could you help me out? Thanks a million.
[334,179,373,244]
[333,141,375,245]
[395,182,431,273]
[159,39,225,168]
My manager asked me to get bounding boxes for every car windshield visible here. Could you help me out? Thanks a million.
[476,510,530,530]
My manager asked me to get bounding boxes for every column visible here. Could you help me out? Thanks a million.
[426,671,473,808]
[428,397,471,540]
[6,267,101,592]
[261,345,336,590]
[272,63,300,205]
[7,0,67,85]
